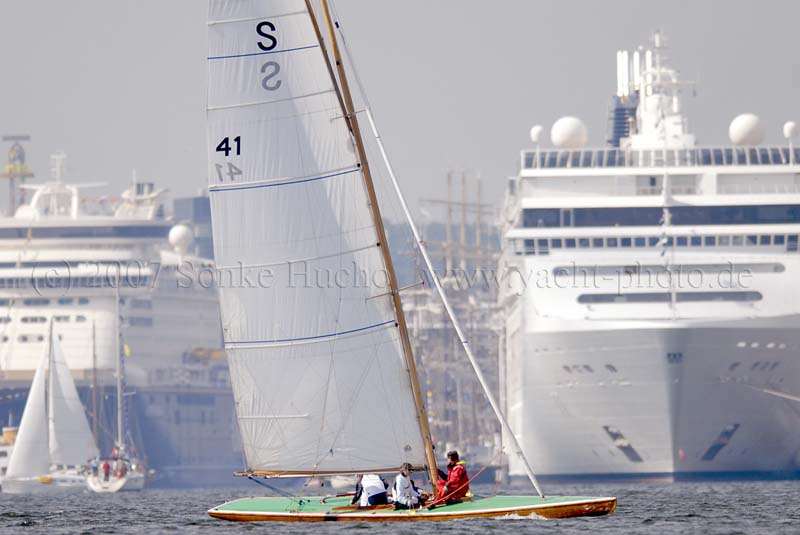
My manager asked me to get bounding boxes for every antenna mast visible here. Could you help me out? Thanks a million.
[115,273,125,457]
[0,135,34,214]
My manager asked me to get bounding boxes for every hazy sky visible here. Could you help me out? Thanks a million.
[1,1,798,218]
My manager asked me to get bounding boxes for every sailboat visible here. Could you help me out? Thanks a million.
[86,283,145,492]
[206,0,616,521]
[1,325,99,494]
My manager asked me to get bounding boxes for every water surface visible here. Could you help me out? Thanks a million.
[1,480,798,534]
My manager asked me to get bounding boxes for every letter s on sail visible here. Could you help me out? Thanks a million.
[261,61,282,91]
[255,21,277,51]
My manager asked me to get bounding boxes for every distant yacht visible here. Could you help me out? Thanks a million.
[499,32,800,478]
[87,282,145,493]
[2,328,97,494]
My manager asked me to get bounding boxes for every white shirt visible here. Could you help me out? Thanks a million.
[360,474,387,506]
[393,472,420,506]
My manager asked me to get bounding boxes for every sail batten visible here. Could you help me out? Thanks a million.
[207,88,335,111]
[215,241,376,271]
[208,166,359,192]
[207,0,427,475]
[208,10,308,27]
[225,319,396,348]
[208,44,319,61]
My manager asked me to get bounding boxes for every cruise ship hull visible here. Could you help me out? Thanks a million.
[508,316,800,478]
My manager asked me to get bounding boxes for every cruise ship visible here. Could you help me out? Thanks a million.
[498,33,800,479]
[0,150,241,487]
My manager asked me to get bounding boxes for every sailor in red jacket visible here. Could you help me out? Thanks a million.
[435,450,470,503]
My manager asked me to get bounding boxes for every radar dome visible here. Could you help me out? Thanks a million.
[783,121,797,140]
[529,125,543,144]
[729,113,765,146]
[169,224,194,255]
[551,117,588,149]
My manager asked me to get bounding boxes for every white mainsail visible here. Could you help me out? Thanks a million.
[207,0,427,474]
[48,335,99,466]
[4,347,49,479]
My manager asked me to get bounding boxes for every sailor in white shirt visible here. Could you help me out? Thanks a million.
[393,463,421,509]
[356,473,389,506]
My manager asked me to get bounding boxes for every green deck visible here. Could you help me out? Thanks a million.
[210,494,613,518]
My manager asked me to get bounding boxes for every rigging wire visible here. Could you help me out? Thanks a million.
[328,0,546,499]
[247,475,297,499]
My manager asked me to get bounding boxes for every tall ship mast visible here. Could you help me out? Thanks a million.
[499,32,800,478]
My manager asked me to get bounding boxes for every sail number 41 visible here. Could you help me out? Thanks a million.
[215,136,242,182]
[216,136,240,157]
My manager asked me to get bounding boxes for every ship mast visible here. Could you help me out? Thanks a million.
[312,0,439,487]
[46,320,53,459]
[115,275,125,457]
[91,319,99,445]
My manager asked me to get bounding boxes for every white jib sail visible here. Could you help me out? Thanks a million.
[207,0,426,474]
[5,345,50,479]
[48,334,99,466]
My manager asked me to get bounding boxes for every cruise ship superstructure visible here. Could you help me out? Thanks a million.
[499,34,800,478]
[0,153,241,486]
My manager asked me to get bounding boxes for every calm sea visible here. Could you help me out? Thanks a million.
[1,480,798,534]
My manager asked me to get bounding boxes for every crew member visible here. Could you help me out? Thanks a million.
[435,450,470,504]
[393,463,422,509]
[357,473,389,506]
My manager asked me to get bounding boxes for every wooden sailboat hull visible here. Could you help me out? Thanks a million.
[208,495,616,522]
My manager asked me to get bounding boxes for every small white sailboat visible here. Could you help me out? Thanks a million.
[87,286,145,493]
[206,0,615,522]
[2,326,99,494]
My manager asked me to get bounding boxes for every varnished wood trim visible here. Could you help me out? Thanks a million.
[208,498,617,522]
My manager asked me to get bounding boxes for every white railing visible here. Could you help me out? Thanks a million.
[521,146,800,171]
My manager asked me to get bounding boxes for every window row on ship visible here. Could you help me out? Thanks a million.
[510,233,800,255]
[0,316,153,340]
[0,225,169,239]
[0,276,150,289]
[0,297,90,306]
[522,204,800,228]
[0,297,150,307]
[0,315,150,324]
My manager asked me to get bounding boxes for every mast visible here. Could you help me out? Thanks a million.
[324,15,545,496]
[315,0,439,487]
[91,319,99,445]
[115,276,124,457]
[46,319,53,460]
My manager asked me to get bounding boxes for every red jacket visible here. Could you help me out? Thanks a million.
[442,461,469,500]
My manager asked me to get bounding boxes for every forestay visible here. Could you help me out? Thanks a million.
[48,335,99,466]
[4,347,49,479]
[206,0,426,474]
